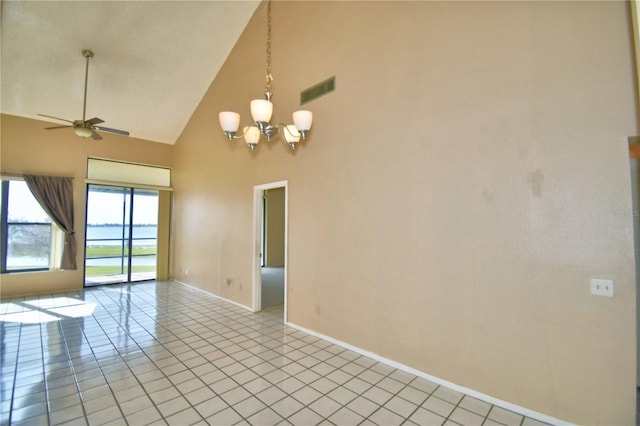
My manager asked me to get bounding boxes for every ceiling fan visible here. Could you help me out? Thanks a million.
[38,49,129,140]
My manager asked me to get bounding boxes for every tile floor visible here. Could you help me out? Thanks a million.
[0,281,552,426]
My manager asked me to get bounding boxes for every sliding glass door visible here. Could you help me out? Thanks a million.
[84,184,158,286]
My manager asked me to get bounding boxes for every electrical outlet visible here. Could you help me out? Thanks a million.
[315,305,321,315]
[185,268,189,276]
[591,278,614,297]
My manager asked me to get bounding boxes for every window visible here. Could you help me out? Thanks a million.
[87,158,171,188]
[0,180,62,273]
[85,184,159,285]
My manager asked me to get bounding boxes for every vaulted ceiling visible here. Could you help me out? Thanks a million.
[1,0,260,144]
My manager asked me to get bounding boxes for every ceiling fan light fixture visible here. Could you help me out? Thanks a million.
[74,126,93,138]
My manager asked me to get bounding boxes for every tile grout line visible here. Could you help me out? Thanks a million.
[55,313,91,425]
[6,313,23,426]
[38,319,50,426]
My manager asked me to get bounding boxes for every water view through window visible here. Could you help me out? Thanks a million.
[84,184,158,286]
[1,180,54,272]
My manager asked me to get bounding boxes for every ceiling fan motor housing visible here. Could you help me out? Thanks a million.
[73,120,94,138]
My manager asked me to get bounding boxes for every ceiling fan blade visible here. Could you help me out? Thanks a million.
[93,126,130,136]
[37,114,74,124]
[44,125,72,130]
[91,130,103,141]
[85,117,104,126]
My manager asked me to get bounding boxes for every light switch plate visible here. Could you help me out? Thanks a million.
[591,278,614,297]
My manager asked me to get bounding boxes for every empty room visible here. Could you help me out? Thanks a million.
[1,1,639,425]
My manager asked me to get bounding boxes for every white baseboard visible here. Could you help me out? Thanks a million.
[172,280,253,312]
[171,279,569,425]
[286,321,570,426]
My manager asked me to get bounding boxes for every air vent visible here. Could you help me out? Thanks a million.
[300,76,335,105]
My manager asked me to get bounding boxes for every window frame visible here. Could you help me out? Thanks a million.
[0,179,63,274]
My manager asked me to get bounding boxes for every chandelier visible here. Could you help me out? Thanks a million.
[218,0,313,152]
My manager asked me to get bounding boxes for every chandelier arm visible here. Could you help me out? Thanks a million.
[260,122,294,139]
[222,126,252,141]
[276,123,292,135]
[239,125,257,139]
[279,123,309,140]
[226,123,297,138]
[252,123,307,139]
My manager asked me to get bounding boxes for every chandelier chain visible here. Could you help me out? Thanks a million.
[265,0,273,100]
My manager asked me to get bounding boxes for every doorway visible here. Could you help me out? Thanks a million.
[84,184,159,286]
[253,181,287,320]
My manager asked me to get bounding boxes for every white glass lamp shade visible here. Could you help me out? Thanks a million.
[293,110,313,131]
[283,125,301,143]
[243,126,261,144]
[250,99,273,123]
[219,111,240,132]
[74,126,93,138]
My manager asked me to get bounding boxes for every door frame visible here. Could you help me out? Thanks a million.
[252,180,288,321]
[84,183,159,286]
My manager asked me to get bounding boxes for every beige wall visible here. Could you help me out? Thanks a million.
[631,0,640,389]
[156,190,172,280]
[0,114,173,297]
[172,1,638,424]
[633,1,640,103]
[265,187,285,266]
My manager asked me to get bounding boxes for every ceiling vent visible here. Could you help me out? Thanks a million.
[300,76,335,105]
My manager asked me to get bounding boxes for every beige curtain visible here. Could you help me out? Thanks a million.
[23,175,76,270]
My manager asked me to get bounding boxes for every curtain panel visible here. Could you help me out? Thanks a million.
[24,175,76,270]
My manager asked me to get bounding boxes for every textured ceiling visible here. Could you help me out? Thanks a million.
[1,0,260,144]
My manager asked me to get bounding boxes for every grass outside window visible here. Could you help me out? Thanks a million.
[85,245,156,277]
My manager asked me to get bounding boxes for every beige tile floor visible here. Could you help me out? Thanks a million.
[0,281,552,426]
